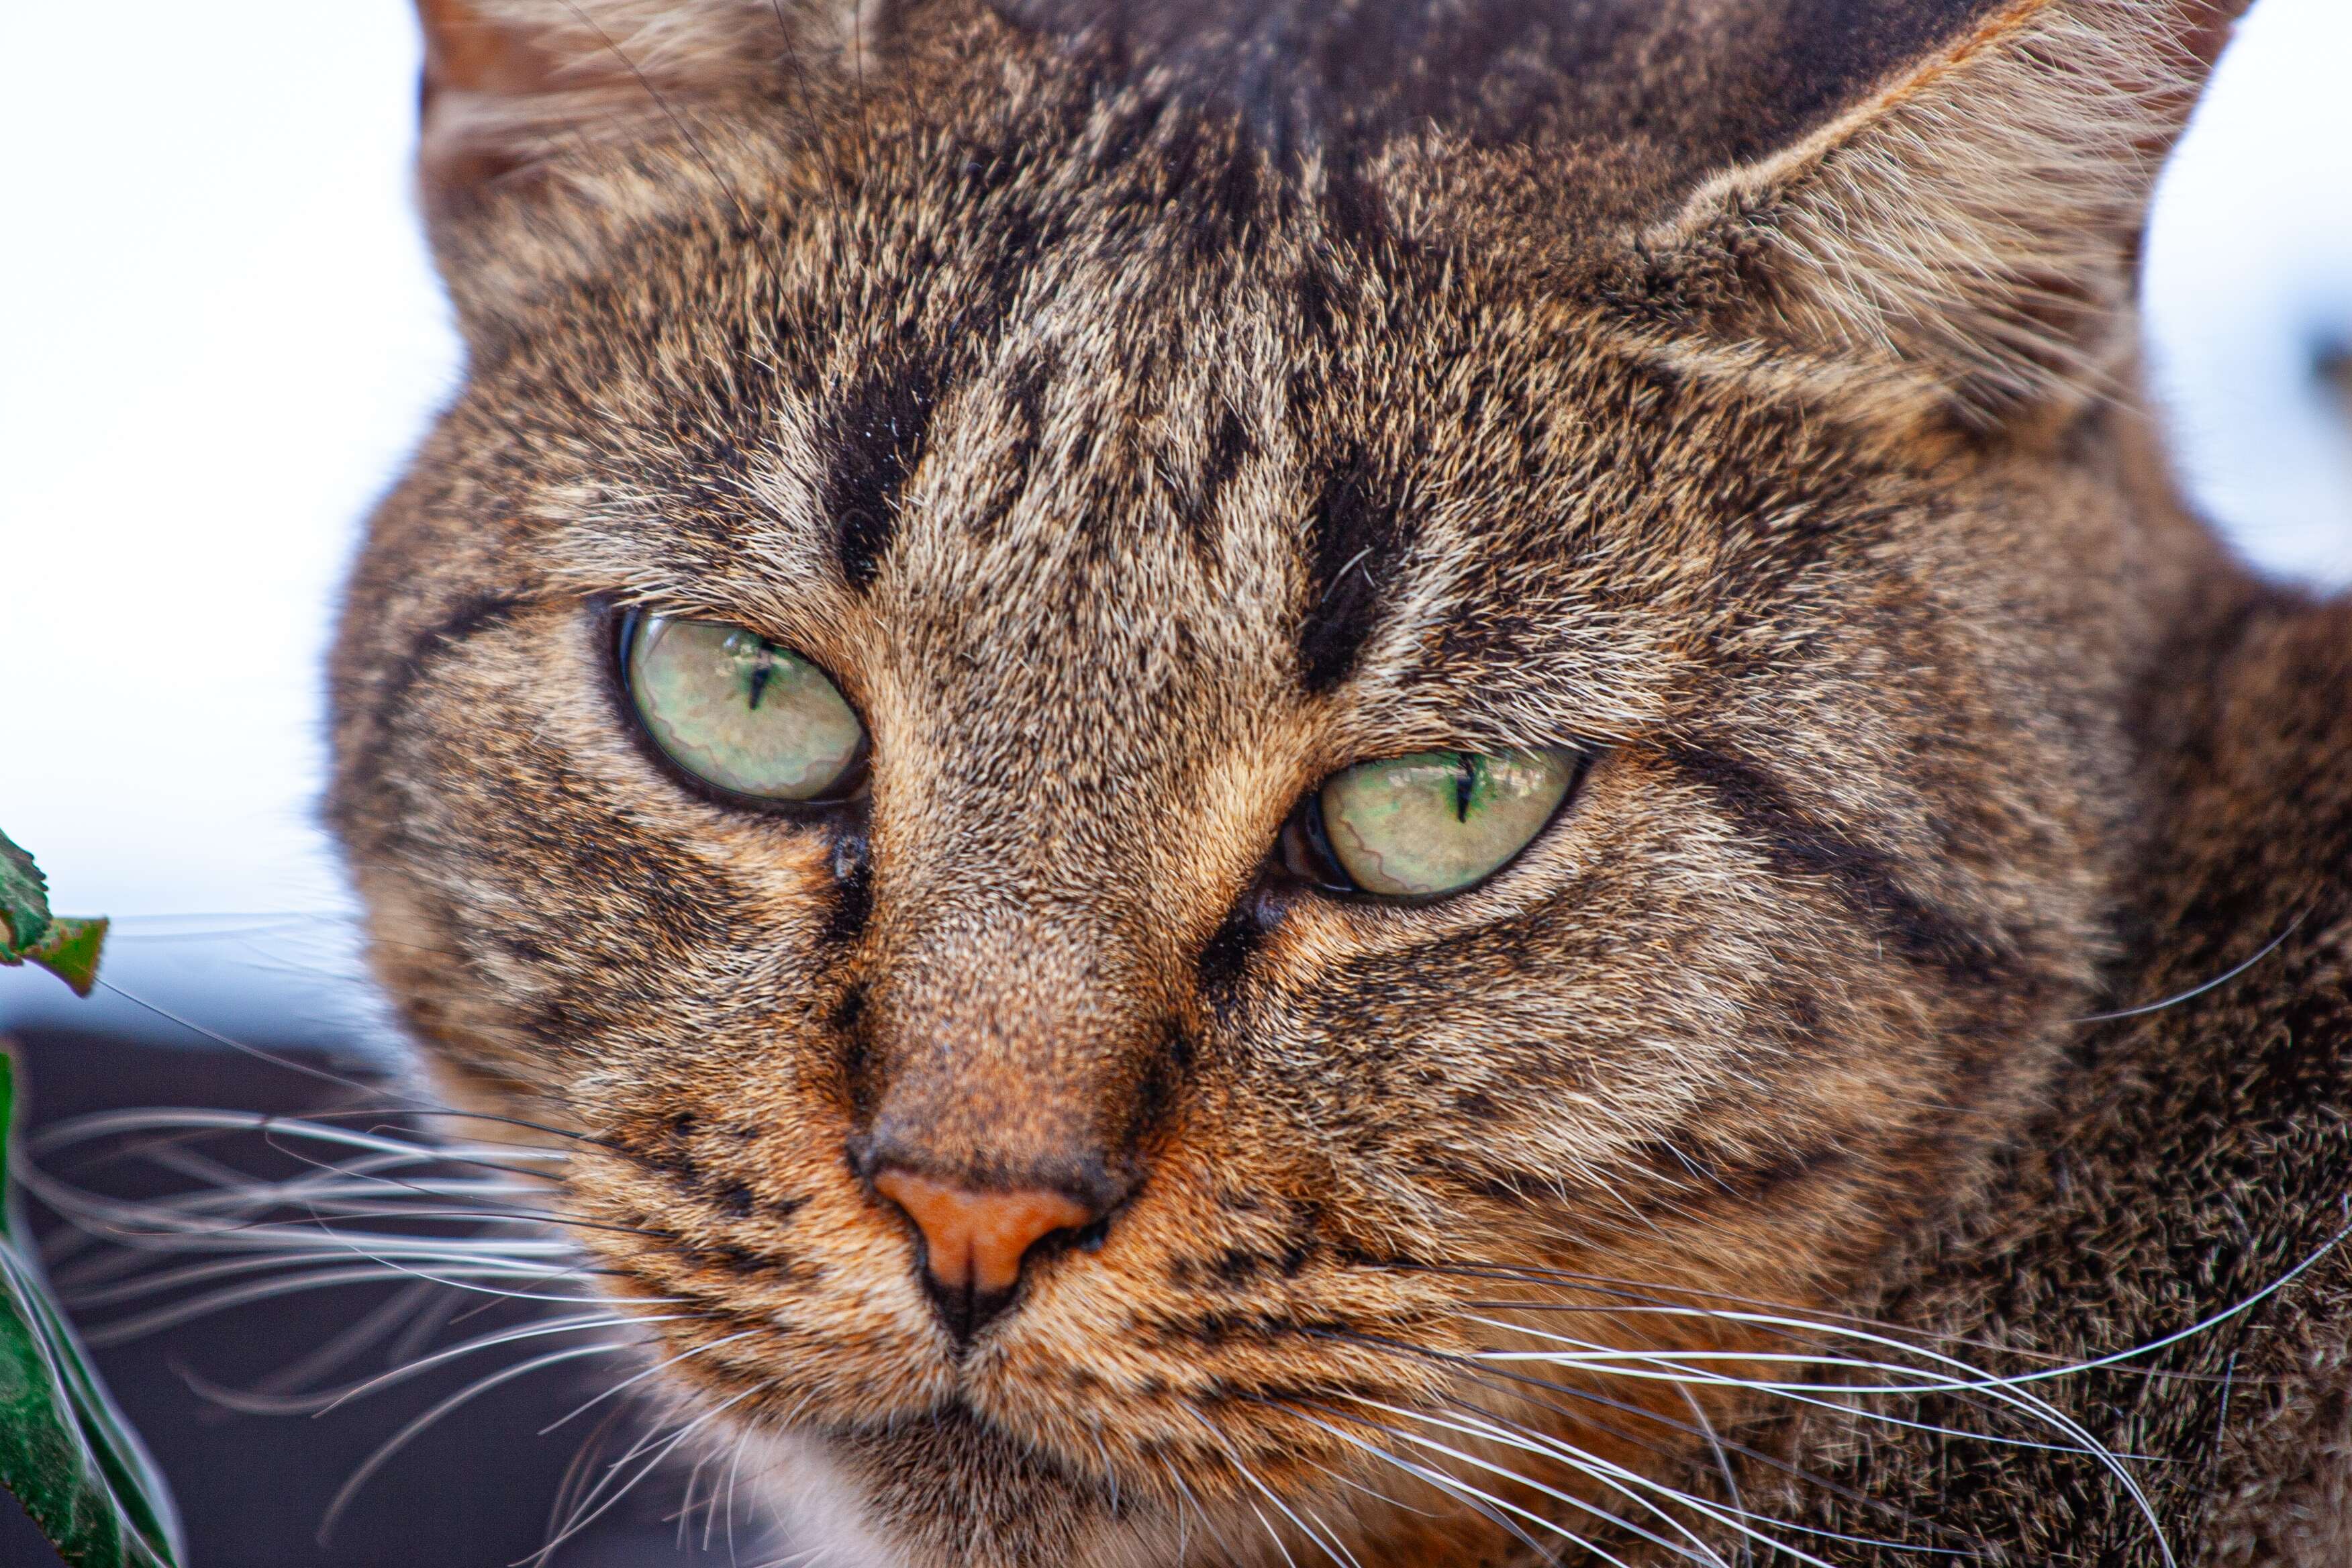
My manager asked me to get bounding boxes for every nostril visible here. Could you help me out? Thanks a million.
[870,1168,1101,1340]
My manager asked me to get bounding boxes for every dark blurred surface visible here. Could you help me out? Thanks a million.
[0,1031,724,1568]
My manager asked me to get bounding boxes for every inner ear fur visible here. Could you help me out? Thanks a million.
[413,0,879,208]
[1630,0,2246,432]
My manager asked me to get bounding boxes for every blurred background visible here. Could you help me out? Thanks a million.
[1,1,2349,1563]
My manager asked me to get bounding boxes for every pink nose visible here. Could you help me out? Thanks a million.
[871,1169,1097,1332]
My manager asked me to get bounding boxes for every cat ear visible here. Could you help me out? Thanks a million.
[413,0,878,207]
[1635,0,2246,430]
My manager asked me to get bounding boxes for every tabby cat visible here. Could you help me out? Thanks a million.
[326,0,2352,1562]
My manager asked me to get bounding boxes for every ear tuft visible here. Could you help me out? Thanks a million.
[1643,0,2247,430]
[413,0,881,207]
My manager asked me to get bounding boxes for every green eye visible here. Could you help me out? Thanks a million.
[1314,748,1579,898]
[624,614,867,803]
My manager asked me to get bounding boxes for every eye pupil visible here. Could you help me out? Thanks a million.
[1304,746,1581,900]
[623,614,867,805]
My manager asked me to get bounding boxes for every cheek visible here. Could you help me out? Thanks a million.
[1214,789,1953,1246]
[360,636,875,1046]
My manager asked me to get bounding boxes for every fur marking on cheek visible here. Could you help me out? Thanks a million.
[1662,740,2027,992]
[825,836,873,946]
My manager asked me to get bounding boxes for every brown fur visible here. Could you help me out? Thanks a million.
[325,1,2348,1562]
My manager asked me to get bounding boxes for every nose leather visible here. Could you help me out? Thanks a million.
[871,1169,1096,1330]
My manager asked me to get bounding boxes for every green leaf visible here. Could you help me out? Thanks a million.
[0,1052,183,1566]
[0,834,106,999]
[0,834,50,954]
[21,922,107,1001]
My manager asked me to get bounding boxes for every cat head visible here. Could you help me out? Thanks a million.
[332,2,2237,1561]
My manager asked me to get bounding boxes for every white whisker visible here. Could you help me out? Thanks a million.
[1283,1403,1633,1567]
[182,1310,656,1416]
[529,1386,758,1566]
[1439,1293,2196,1564]
[1342,1395,1751,1568]
[540,1327,765,1435]
[80,1263,612,1346]
[250,1277,444,1396]
[1159,1457,1249,1565]
[319,1310,687,1416]
[1189,1411,1363,1568]
[320,1342,636,1543]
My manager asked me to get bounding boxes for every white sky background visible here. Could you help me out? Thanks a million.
[3,0,2350,1045]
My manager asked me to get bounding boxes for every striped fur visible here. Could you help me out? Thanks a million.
[326,3,2351,1563]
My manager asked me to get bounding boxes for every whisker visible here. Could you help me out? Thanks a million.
[548,1402,636,1552]
[1418,1261,2077,1366]
[1451,1314,2144,1459]
[540,1327,766,1435]
[1388,1400,1749,1567]
[1319,1327,1947,1540]
[674,1440,718,1550]
[1189,1411,1363,1568]
[91,977,411,1104]
[764,0,854,235]
[1451,1310,2176,1561]
[320,1311,687,1417]
[1675,1371,1750,1568]
[1236,1490,1304,1568]
[54,1210,585,1266]
[2071,910,2305,1023]
[1429,1394,1976,1560]
[384,1285,471,1377]
[179,1310,657,1417]
[529,1386,759,1565]
[1455,1305,2200,1404]
[32,1095,633,1169]
[1159,1457,1251,1566]
[1279,1438,1442,1524]
[62,1232,613,1304]
[1278,1402,1628,1567]
[80,1263,629,1346]
[316,1251,660,1310]
[320,1342,639,1544]
[1316,1326,1744,1473]
[444,1251,626,1328]
[1342,1395,1778,1568]
[722,1420,751,1564]
[742,1547,826,1568]
[62,964,640,1174]
[250,1277,444,1396]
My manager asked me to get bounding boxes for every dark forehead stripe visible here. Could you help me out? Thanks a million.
[1296,444,1413,695]
[824,354,943,591]
[1184,405,1253,555]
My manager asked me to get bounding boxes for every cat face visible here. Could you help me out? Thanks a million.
[331,1,2229,1561]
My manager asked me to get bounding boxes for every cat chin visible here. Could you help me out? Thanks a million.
[733,1426,910,1568]
[730,1410,1261,1568]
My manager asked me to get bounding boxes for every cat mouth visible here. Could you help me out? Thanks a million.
[832,1391,1003,1442]
[638,1291,1374,1510]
